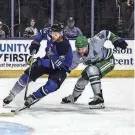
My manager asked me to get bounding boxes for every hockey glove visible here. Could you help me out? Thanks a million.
[29,40,40,55]
[27,57,43,67]
[26,56,36,66]
[113,38,128,50]
[66,70,71,76]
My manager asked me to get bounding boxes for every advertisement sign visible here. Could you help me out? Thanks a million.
[0,40,134,70]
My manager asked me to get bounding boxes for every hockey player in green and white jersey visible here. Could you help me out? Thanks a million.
[62,30,128,109]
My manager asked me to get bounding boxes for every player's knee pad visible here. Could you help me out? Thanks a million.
[86,66,101,85]
[86,65,100,77]
[42,79,59,95]
[33,79,59,99]
[82,65,100,80]
[49,70,67,88]
[82,65,101,83]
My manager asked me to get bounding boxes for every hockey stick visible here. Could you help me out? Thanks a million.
[0,99,40,117]
[24,50,36,100]
[11,99,40,115]
[24,64,32,100]
[51,59,55,69]
[16,60,54,113]
[0,112,15,117]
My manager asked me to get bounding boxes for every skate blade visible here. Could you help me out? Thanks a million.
[61,101,74,104]
[89,103,105,109]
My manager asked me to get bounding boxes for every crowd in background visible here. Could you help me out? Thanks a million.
[22,16,83,38]
[0,0,134,38]
[119,0,134,38]
[0,16,83,39]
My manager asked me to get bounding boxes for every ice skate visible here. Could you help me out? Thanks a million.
[24,95,36,107]
[61,94,81,104]
[89,92,105,109]
[3,91,15,107]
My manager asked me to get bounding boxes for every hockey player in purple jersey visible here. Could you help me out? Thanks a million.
[3,23,73,107]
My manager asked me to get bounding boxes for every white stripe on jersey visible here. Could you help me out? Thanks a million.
[107,31,111,39]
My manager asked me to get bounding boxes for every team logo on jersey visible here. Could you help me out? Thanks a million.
[0,121,34,135]
[80,57,83,61]
[93,50,98,56]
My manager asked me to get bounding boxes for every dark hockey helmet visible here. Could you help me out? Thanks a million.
[51,23,64,32]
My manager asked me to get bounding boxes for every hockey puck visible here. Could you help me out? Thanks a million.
[11,110,15,112]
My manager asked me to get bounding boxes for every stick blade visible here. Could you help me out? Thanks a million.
[0,112,15,117]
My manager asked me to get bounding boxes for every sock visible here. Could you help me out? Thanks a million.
[11,74,32,95]
[72,84,84,98]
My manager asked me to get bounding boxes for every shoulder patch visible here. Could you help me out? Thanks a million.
[97,33,105,39]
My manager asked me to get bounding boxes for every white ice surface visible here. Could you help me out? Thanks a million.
[0,78,134,135]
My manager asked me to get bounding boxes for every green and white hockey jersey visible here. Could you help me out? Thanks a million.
[70,30,118,70]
